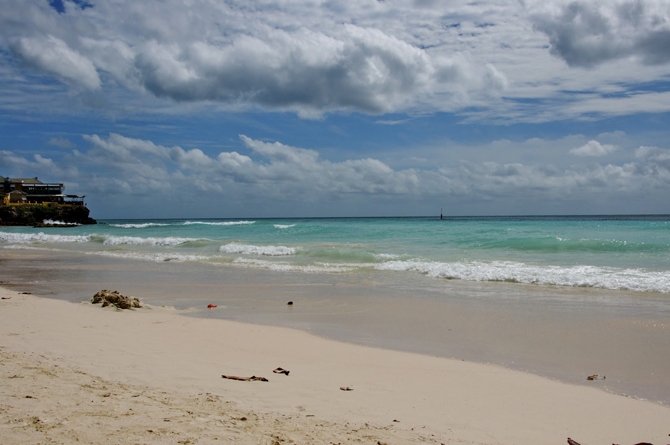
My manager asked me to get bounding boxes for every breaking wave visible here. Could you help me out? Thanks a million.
[92,251,212,263]
[109,223,170,228]
[183,221,255,226]
[374,253,401,260]
[274,224,296,229]
[0,232,90,243]
[375,260,670,293]
[101,236,198,247]
[220,243,297,256]
[232,258,355,273]
[43,219,79,226]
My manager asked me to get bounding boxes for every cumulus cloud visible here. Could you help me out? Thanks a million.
[74,133,424,197]
[11,35,101,90]
[0,1,503,117]
[570,140,617,157]
[0,150,80,182]
[448,160,644,201]
[6,132,670,215]
[1,0,669,122]
[636,145,670,170]
[133,25,453,117]
[0,0,528,119]
[532,0,670,67]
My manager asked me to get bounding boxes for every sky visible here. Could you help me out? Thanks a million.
[1,0,670,218]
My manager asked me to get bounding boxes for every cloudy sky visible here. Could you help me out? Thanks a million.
[1,0,670,218]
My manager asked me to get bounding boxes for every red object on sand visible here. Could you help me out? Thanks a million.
[207,304,217,309]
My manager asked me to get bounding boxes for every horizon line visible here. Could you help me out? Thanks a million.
[97,213,670,221]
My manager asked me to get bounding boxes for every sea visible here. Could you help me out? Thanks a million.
[2,215,669,292]
[1,215,670,404]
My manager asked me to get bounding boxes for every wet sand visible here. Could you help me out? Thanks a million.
[1,247,670,406]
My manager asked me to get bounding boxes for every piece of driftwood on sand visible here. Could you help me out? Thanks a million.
[221,375,269,382]
[569,437,654,445]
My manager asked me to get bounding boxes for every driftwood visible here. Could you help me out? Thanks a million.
[221,375,268,382]
[571,438,654,445]
[339,386,353,391]
[273,367,290,375]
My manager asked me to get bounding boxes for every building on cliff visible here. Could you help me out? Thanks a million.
[1,176,85,205]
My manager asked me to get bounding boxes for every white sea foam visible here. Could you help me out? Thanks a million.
[183,221,255,226]
[43,219,79,226]
[0,232,90,243]
[232,258,355,273]
[374,253,401,260]
[109,223,170,228]
[375,260,670,293]
[274,224,296,229]
[102,236,195,246]
[92,251,210,263]
[3,245,50,250]
[220,243,297,256]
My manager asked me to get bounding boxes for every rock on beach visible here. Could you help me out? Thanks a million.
[91,290,141,309]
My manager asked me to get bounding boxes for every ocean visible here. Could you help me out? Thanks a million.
[2,215,669,293]
[1,215,670,404]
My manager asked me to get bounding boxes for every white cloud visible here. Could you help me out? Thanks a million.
[636,145,670,170]
[5,133,670,216]
[531,0,670,67]
[11,35,101,90]
[0,150,80,182]
[0,1,500,117]
[570,140,617,157]
[72,134,669,200]
[125,24,485,117]
[0,0,669,122]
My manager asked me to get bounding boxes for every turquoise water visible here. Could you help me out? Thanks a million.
[2,215,670,293]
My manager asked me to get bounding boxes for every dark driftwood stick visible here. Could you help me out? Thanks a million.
[221,375,268,382]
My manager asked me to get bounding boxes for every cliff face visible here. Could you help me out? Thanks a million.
[0,204,97,226]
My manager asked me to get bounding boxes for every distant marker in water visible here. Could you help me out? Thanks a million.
[440,208,443,220]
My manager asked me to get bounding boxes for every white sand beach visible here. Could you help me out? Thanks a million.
[1,286,668,445]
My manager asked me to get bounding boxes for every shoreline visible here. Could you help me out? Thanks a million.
[2,246,670,407]
[2,287,669,444]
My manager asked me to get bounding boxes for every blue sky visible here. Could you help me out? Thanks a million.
[1,0,670,218]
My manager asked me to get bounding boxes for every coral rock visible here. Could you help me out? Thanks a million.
[91,290,141,309]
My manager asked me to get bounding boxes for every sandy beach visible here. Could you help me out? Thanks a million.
[4,0,670,441]
[1,286,669,444]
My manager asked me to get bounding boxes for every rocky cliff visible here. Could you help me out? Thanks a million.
[0,204,97,226]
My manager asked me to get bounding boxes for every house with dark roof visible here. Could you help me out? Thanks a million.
[1,176,85,205]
